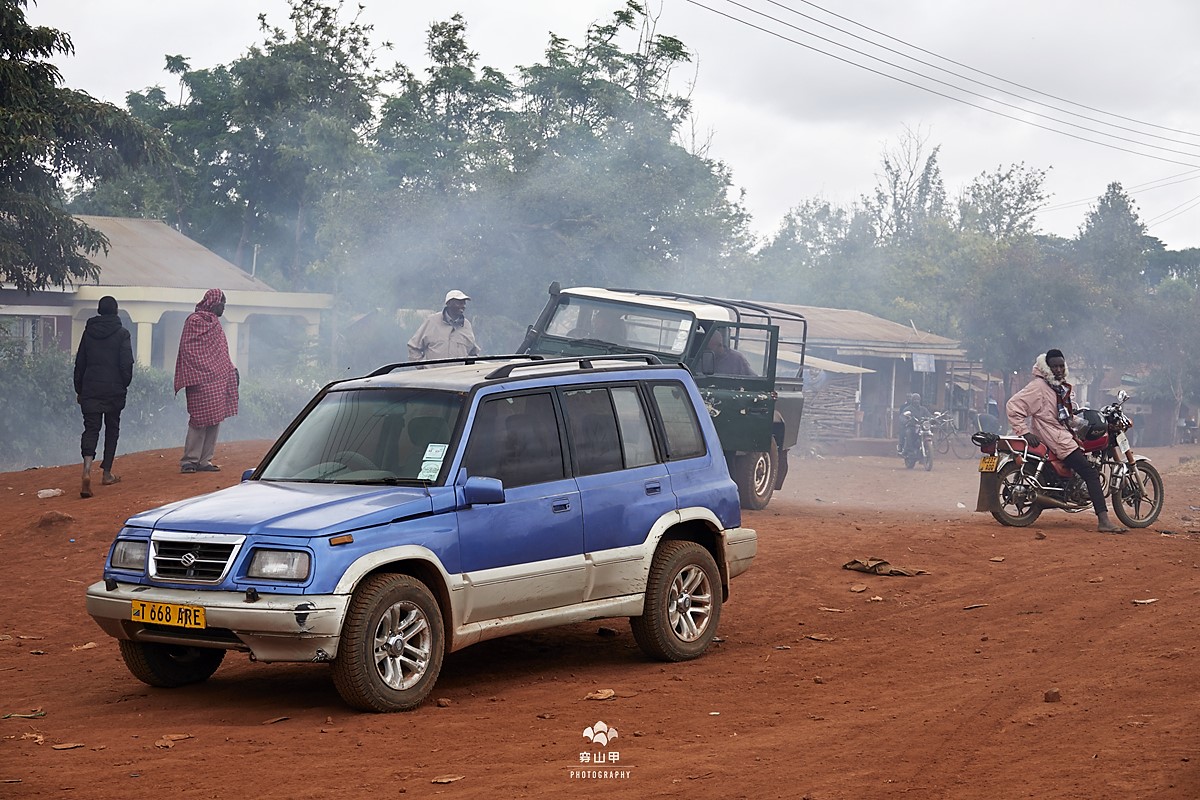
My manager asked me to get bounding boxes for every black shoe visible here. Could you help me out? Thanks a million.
[196,463,221,472]
[180,464,197,474]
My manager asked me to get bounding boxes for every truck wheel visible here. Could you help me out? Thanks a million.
[631,541,722,662]
[331,574,444,712]
[734,446,776,510]
[118,640,224,688]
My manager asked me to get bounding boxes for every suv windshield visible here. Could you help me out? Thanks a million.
[258,387,464,484]
[545,296,694,356]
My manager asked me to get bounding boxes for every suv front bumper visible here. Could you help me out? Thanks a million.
[85,580,350,662]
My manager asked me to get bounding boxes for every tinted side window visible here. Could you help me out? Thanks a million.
[563,388,623,476]
[650,382,706,460]
[463,393,565,487]
[611,386,656,468]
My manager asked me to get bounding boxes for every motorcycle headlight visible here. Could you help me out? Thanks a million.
[247,549,311,581]
[110,539,149,571]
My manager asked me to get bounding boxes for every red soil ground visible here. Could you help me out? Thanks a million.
[3,440,1200,799]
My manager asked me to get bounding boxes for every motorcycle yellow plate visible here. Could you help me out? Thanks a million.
[978,455,999,472]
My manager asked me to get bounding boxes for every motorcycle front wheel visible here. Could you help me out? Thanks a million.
[992,461,1042,526]
[1111,461,1164,528]
[923,448,933,471]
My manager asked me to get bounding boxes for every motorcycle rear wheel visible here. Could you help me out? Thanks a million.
[1111,461,1164,528]
[991,461,1042,526]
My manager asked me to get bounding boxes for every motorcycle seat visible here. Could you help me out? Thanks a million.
[999,435,1048,458]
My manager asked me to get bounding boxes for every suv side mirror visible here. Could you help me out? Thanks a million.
[241,468,255,482]
[463,475,505,506]
[700,349,716,375]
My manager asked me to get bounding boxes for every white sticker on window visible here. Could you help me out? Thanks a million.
[418,461,441,480]
[672,321,690,352]
[424,443,447,460]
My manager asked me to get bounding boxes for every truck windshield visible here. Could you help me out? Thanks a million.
[544,296,694,356]
[258,388,464,484]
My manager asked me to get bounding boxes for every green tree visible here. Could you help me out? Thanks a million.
[339,3,749,324]
[1063,183,1161,383]
[862,127,947,246]
[751,199,872,308]
[1,0,162,291]
[1118,277,1200,441]
[1074,183,1159,286]
[958,235,1093,387]
[957,163,1048,240]
[71,0,384,287]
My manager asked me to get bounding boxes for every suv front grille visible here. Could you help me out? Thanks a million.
[150,532,245,583]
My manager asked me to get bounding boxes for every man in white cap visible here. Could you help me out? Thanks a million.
[407,289,481,362]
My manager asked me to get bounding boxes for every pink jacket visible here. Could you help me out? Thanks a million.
[1006,375,1077,459]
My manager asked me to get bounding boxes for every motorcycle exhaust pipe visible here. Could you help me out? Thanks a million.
[1034,493,1073,510]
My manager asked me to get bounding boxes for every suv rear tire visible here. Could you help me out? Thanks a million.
[631,541,722,661]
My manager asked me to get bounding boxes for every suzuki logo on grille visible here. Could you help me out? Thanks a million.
[180,552,198,567]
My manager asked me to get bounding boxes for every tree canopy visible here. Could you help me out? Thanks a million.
[1,0,163,292]
[54,0,1200,411]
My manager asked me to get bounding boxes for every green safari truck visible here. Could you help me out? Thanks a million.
[518,283,807,509]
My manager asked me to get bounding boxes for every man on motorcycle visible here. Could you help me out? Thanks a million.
[897,393,929,456]
[1005,349,1127,533]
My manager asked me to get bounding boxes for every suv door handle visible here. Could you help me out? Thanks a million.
[552,499,572,513]
[645,481,662,496]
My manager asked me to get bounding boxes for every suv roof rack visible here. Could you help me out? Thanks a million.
[605,287,807,328]
[366,354,545,378]
[486,354,663,380]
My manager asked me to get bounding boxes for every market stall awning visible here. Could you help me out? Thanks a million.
[804,354,873,374]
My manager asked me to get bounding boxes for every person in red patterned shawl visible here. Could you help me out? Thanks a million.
[174,289,239,473]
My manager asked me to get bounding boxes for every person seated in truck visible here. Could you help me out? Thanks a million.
[704,327,755,376]
[569,307,626,344]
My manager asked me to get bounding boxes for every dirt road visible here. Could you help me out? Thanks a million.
[3,442,1199,799]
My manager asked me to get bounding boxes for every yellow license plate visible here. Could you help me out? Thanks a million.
[978,455,999,473]
[131,600,206,629]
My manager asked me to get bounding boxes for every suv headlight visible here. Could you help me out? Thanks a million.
[111,540,148,571]
[248,550,311,581]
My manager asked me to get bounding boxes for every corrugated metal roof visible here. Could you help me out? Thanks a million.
[764,301,962,356]
[72,216,275,291]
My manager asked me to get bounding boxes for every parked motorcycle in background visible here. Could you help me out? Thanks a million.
[900,410,935,471]
[972,390,1164,527]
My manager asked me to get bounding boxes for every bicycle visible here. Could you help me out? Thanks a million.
[931,412,973,459]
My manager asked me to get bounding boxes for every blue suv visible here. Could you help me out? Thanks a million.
[86,355,757,711]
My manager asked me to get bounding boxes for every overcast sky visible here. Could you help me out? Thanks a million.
[27,0,1200,250]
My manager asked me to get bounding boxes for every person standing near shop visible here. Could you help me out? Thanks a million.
[174,289,239,473]
[407,290,481,363]
[74,295,134,498]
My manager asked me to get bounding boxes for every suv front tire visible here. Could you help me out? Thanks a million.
[332,574,446,712]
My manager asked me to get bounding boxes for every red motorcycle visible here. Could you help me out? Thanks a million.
[972,390,1164,527]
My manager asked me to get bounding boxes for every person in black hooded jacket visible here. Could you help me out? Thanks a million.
[73,296,134,498]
